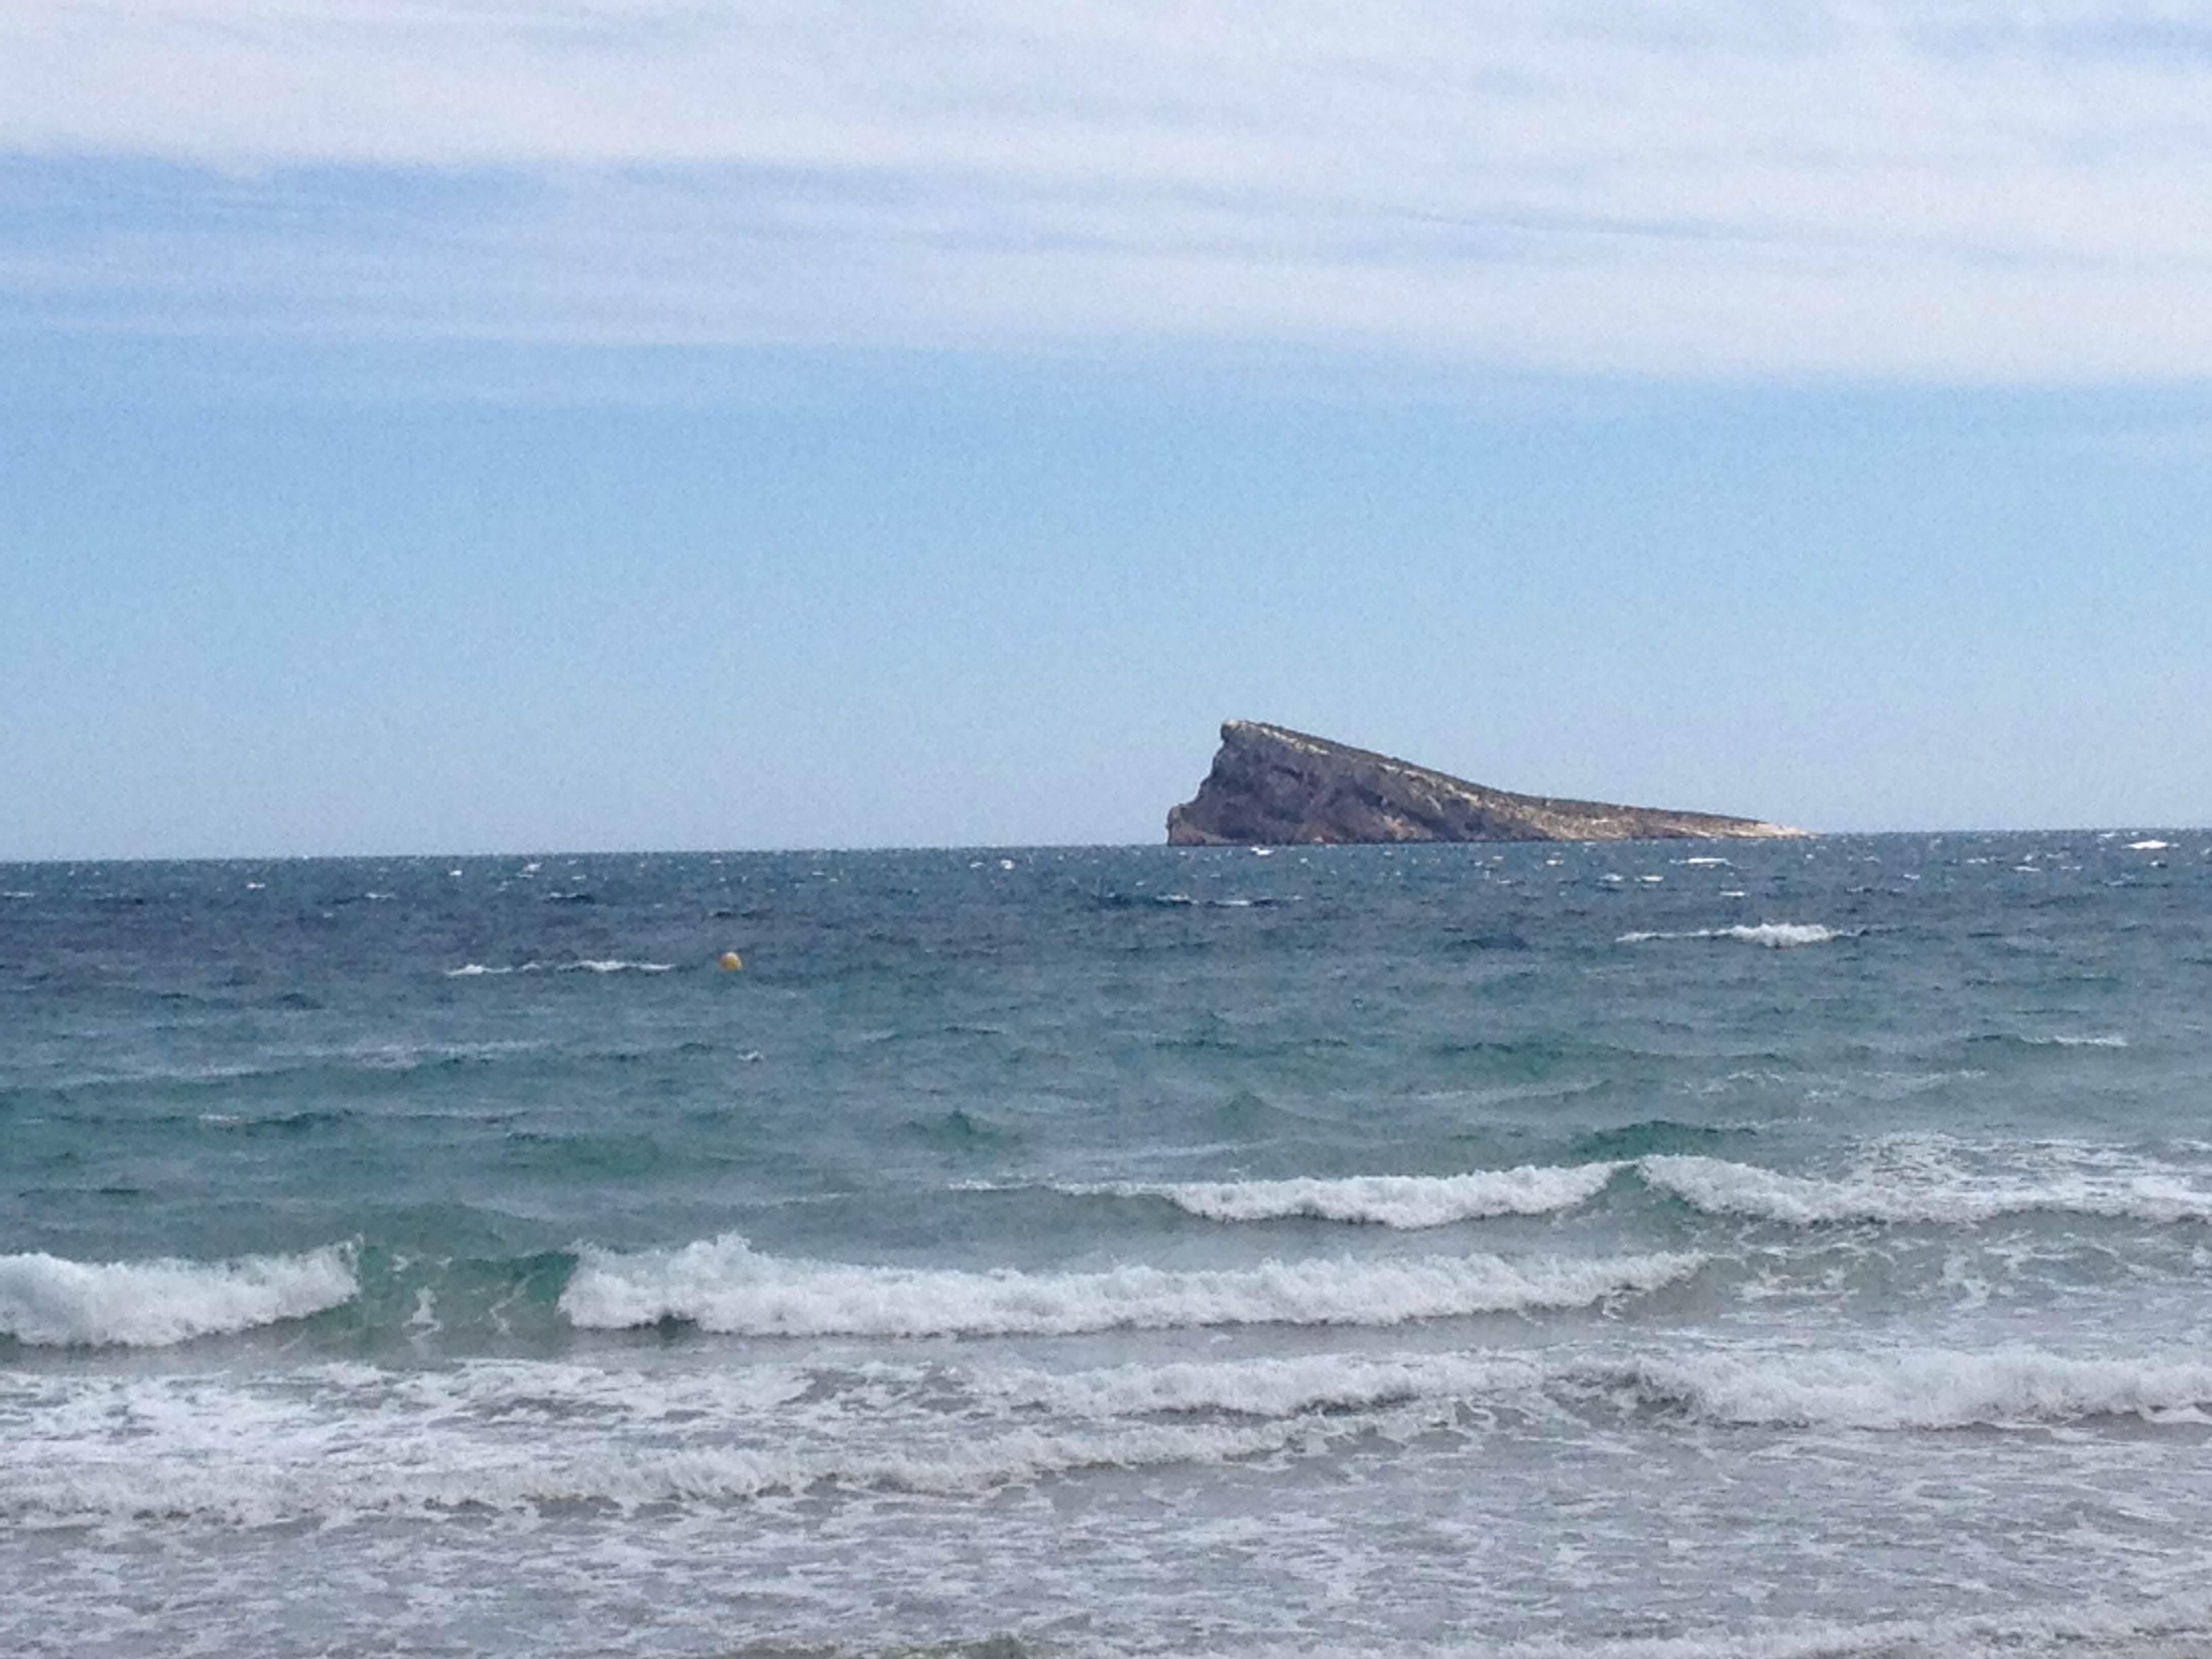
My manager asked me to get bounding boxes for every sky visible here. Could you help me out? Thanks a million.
[3,1,2211,857]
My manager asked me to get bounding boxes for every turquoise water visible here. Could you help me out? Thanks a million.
[5,835,2212,1656]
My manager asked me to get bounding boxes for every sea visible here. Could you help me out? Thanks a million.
[5,834,2212,1658]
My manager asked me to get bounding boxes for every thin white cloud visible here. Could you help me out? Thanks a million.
[3,1,2211,377]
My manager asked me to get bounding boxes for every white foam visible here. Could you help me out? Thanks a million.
[0,1360,1369,1528]
[2128,838,2171,851]
[558,1236,1701,1337]
[1607,1345,2212,1431]
[1102,1164,1622,1228]
[995,1340,2212,1436]
[4,1416,1309,1530]
[1617,922,1845,948]
[1487,1586,2212,1659]
[14,1341,2212,1538]
[454,960,670,975]
[1639,1153,2212,1226]
[999,1349,1547,1421]
[0,1246,359,1347]
[1718,922,1841,949]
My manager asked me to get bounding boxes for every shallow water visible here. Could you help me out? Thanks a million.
[5,834,2211,1656]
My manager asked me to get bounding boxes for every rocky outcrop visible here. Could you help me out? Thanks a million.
[1166,720,1808,846]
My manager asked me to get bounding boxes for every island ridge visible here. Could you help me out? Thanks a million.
[1166,720,1809,845]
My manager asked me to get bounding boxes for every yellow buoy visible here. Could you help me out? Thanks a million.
[718,950,743,972]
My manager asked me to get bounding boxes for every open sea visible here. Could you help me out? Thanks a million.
[6,834,2212,1658]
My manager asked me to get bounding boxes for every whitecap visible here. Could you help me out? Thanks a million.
[0,1367,1357,1528]
[1094,1164,1622,1228]
[0,1245,359,1347]
[995,1349,1545,1422]
[1605,1345,2212,1431]
[558,1235,1701,1338]
[1638,1153,2212,1227]
[1618,922,1843,949]
[1000,1342,2212,1435]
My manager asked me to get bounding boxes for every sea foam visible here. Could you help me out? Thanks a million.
[1000,1343,2212,1433]
[0,1359,1412,1528]
[0,1246,359,1347]
[1638,1153,2212,1226]
[1604,1345,2212,1430]
[1053,1141,2212,1233]
[997,1349,1548,1421]
[558,1235,1701,1337]
[1102,1164,1623,1227]
[3,1412,1323,1528]
[1618,923,1845,949]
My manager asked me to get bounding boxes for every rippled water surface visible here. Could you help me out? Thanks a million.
[5,835,2212,1657]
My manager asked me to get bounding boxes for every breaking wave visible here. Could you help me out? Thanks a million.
[1603,1345,2212,1431]
[1,1378,1334,1528]
[445,960,674,978]
[16,1340,2210,1530]
[558,1235,1700,1337]
[3,1414,1323,1530]
[1618,923,1848,949]
[0,1246,359,1347]
[1639,1153,2212,1226]
[1037,1140,2212,1233]
[1094,1164,1623,1227]
[1000,1342,2212,1433]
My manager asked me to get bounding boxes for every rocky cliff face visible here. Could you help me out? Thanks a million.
[1166,720,1808,846]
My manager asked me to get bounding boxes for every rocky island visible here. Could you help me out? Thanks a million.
[1167,720,1808,845]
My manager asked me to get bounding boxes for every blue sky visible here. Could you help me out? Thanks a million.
[4,2,2210,857]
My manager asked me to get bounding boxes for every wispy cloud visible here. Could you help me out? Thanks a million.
[5,1,2212,377]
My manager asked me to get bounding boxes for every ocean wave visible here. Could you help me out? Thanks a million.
[0,1361,1382,1528]
[1038,1135,2212,1233]
[1638,1153,2212,1226]
[996,1350,1546,1421]
[12,1340,2212,1534]
[0,1245,359,1347]
[558,1235,1701,1338]
[998,1342,2212,1433]
[3,1418,1321,1529]
[1488,1592,2212,1659]
[1094,1164,1623,1227]
[1108,890,1286,909]
[1617,923,1848,949]
[1599,1346,2212,1431]
[445,959,674,977]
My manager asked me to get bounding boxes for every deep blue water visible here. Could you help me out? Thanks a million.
[5,835,2212,1657]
